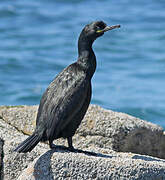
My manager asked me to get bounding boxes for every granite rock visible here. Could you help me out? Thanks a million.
[0,105,165,159]
[0,105,165,179]
[17,149,165,180]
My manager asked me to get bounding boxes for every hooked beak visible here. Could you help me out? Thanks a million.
[96,24,120,33]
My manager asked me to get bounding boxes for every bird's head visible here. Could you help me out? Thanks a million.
[81,21,120,42]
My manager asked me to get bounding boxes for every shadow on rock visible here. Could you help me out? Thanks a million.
[33,150,54,180]
[0,138,4,180]
[33,146,112,180]
[132,154,165,163]
[49,145,113,158]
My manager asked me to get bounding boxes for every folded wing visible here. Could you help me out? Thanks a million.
[35,63,90,140]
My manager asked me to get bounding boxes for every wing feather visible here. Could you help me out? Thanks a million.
[36,63,89,139]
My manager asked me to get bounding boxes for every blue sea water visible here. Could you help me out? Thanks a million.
[0,0,165,128]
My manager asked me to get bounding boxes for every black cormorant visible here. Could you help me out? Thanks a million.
[14,21,120,153]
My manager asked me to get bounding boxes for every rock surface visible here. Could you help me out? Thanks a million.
[0,104,165,179]
[0,105,165,158]
[17,149,165,180]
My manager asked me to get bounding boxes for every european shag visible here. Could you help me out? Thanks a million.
[14,21,120,153]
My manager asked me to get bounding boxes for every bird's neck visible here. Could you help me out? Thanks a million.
[77,36,96,78]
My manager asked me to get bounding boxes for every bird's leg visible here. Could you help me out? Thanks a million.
[49,140,56,149]
[67,137,96,155]
[67,137,74,150]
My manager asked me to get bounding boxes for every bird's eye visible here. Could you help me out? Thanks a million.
[96,26,100,31]
[95,25,104,33]
[95,26,102,33]
[95,21,107,31]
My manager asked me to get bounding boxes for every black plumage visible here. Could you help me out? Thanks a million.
[14,21,120,153]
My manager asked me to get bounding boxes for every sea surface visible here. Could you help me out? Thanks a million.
[0,0,165,128]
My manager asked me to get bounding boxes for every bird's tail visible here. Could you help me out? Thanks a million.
[14,133,42,153]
